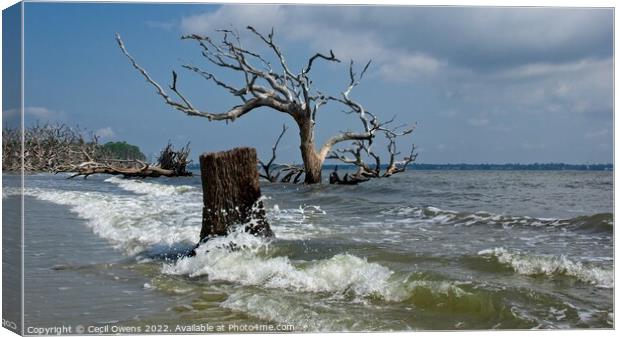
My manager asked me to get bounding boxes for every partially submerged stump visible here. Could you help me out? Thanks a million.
[198,147,273,243]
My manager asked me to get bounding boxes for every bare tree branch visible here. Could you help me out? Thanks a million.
[115,33,289,121]
[259,124,288,182]
[303,50,340,74]
[328,126,418,182]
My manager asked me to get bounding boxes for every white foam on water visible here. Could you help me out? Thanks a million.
[198,237,479,331]
[164,228,399,300]
[23,181,203,255]
[105,176,196,196]
[21,177,325,255]
[478,247,614,288]
[164,226,479,313]
[3,187,21,199]
[380,206,605,233]
[267,204,333,240]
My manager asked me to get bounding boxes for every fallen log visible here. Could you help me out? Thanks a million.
[58,160,191,179]
[198,147,273,243]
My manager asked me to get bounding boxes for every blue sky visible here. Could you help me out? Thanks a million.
[3,2,613,164]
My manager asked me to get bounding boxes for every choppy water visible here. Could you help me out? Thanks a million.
[2,170,614,331]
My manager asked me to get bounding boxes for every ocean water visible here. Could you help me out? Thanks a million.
[2,170,614,331]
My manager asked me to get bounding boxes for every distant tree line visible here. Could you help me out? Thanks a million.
[403,163,612,171]
[101,141,146,161]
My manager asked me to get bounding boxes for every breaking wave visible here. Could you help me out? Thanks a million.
[164,226,516,326]
[478,247,613,288]
[163,226,399,300]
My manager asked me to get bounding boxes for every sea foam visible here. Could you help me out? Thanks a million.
[21,177,329,255]
[383,206,612,233]
[105,176,196,196]
[163,226,399,300]
[22,177,204,255]
[478,247,613,288]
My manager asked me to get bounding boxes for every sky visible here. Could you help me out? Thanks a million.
[2,2,614,164]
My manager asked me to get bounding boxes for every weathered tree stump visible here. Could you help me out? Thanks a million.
[198,147,273,243]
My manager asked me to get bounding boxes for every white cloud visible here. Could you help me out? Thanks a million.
[379,54,441,82]
[179,5,442,82]
[95,127,116,139]
[180,5,286,35]
[2,106,62,120]
[175,4,612,152]
[25,106,57,119]
[447,57,612,119]
[493,58,609,80]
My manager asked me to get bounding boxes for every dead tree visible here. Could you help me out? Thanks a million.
[2,127,22,171]
[3,123,104,172]
[116,27,415,184]
[258,124,288,182]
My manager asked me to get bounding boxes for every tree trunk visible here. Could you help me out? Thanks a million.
[198,147,273,242]
[298,119,323,184]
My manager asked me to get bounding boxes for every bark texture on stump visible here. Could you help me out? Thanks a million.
[199,147,272,242]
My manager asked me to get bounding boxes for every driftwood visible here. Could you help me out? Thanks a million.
[198,147,273,242]
[156,141,192,176]
[59,160,183,179]
[59,142,193,179]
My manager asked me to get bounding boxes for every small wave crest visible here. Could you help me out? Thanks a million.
[384,206,612,233]
[478,247,613,288]
[105,176,196,196]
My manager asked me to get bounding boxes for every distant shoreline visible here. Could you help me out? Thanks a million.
[184,163,613,172]
[3,163,613,174]
[396,163,613,171]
